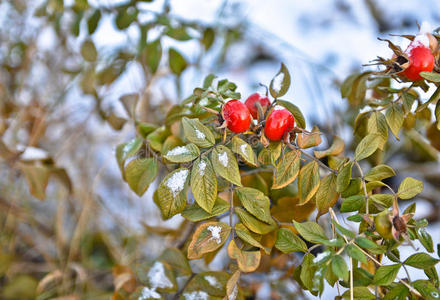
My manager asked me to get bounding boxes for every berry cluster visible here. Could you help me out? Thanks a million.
[221,93,295,141]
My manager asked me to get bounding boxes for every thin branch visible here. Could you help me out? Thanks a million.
[289,143,337,174]
[354,161,369,215]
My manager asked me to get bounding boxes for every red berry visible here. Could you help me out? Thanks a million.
[264,107,295,141]
[402,44,434,81]
[222,99,251,133]
[244,93,271,119]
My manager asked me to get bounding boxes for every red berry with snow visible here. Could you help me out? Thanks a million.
[264,107,295,141]
[244,93,271,119]
[402,44,434,81]
[222,99,251,133]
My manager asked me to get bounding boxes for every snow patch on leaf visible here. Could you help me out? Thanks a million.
[272,73,285,93]
[195,129,206,139]
[229,284,238,300]
[166,169,188,197]
[139,286,161,300]
[313,251,331,264]
[240,144,247,156]
[218,152,228,167]
[204,275,221,288]
[148,261,173,289]
[167,146,189,156]
[198,160,207,176]
[183,291,209,300]
[207,225,222,244]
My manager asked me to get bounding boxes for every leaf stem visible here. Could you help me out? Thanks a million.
[354,161,369,215]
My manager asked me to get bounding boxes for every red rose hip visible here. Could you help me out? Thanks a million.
[402,44,434,81]
[244,93,271,119]
[222,99,251,133]
[264,107,295,141]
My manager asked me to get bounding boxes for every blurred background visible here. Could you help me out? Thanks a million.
[1,0,439,298]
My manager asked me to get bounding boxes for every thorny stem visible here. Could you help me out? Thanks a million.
[354,161,369,215]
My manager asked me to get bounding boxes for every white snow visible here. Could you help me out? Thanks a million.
[183,291,209,300]
[273,105,286,111]
[271,72,285,93]
[410,34,430,49]
[167,146,189,156]
[148,261,173,289]
[198,160,207,176]
[240,144,248,155]
[313,251,331,264]
[204,275,221,288]
[195,129,206,139]
[19,146,49,160]
[166,169,189,197]
[139,286,161,300]
[207,225,222,244]
[218,152,229,167]
[229,284,238,300]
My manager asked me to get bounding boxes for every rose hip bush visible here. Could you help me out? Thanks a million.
[115,33,440,298]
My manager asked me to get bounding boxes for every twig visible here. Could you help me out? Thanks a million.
[172,273,196,300]
[288,143,337,174]
[229,183,235,238]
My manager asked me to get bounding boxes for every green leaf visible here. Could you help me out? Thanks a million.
[272,149,300,189]
[346,244,367,264]
[404,253,439,269]
[420,71,440,82]
[276,100,306,128]
[386,104,404,140]
[293,221,328,244]
[115,7,138,30]
[235,187,272,223]
[143,39,162,74]
[298,161,320,205]
[182,197,229,222]
[182,117,215,148]
[413,280,440,300]
[235,223,270,254]
[258,142,282,165]
[341,195,365,213]
[211,145,242,186]
[202,27,215,50]
[316,173,339,219]
[155,168,190,219]
[373,264,401,285]
[300,253,318,292]
[383,283,409,300]
[147,126,170,152]
[417,227,434,253]
[187,222,231,259]
[158,248,192,277]
[336,161,353,193]
[314,136,345,159]
[166,26,192,41]
[355,237,384,253]
[367,111,388,149]
[397,177,424,199]
[168,48,187,75]
[191,157,217,213]
[341,178,362,198]
[125,158,158,196]
[342,287,375,300]
[269,63,291,98]
[332,255,349,282]
[354,133,381,161]
[164,143,200,163]
[80,39,97,62]
[275,228,308,253]
[116,138,142,171]
[235,207,277,235]
[332,220,355,239]
[370,194,394,208]
[87,9,101,34]
[231,136,257,167]
[364,164,396,181]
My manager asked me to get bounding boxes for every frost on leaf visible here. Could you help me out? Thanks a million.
[148,261,173,289]
[198,160,207,176]
[218,152,228,167]
[240,144,247,156]
[313,251,331,264]
[166,169,188,197]
[204,275,221,288]
[195,129,206,139]
[272,73,284,94]
[183,291,209,300]
[207,225,222,244]
[167,146,189,156]
[229,284,238,300]
[139,286,161,300]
